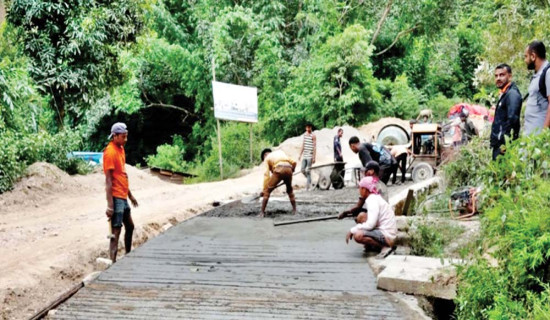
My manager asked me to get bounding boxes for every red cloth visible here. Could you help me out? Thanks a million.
[448,103,489,117]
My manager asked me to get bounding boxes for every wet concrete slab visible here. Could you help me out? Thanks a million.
[205,182,415,220]
[54,215,413,319]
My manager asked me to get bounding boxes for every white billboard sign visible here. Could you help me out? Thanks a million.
[212,81,258,123]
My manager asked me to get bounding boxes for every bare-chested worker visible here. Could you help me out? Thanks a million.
[103,122,139,263]
[260,148,297,217]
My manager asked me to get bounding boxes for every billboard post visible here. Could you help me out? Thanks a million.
[212,79,258,179]
[212,58,224,179]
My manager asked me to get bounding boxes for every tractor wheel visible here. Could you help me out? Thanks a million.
[411,162,434,183]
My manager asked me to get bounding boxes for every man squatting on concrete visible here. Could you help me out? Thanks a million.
[103,122,139,263]
[491,63,522,160]
[364,161,388,202]
[339,176,397,258]
[523,40,550,135]
[260,148,297,217]
[299,123,316,190]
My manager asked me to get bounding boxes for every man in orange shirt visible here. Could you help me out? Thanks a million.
[103,122,138,262]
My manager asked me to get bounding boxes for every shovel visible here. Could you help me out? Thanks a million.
[241,171,301,204]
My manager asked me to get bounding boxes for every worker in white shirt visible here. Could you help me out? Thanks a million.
[344,176,397,259]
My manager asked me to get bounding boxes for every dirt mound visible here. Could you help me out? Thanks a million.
[276,125,367,167]
[273,118,410,169]
[0,162,85,210]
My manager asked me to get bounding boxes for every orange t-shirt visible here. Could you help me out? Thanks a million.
[103,141,129,199]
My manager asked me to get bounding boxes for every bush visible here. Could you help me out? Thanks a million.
[443,136,491,190]
[0,129,83,193]
[191,122,269,181]
[0,132,25,193]
[410,219,464,257]
[146,135,187,173]
[448,130,550,319]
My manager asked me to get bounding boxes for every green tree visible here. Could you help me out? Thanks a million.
[8,0,144,126]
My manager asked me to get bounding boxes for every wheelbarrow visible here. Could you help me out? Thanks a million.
[309,162,346,190]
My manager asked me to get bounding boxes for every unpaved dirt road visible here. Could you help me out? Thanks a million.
[0,162,272,320]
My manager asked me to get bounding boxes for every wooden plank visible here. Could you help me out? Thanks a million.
[402,189,414,216]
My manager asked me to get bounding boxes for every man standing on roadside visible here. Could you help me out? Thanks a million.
[524,40,550,135]
[491,64,522,160]
[334,128,344,162]
[260,148,297,217]
[103,122,138,263]
[299,123,316,190]
[389,145,409,184]
[459,110,478,145]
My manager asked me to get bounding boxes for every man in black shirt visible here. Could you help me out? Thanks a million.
[348,136,396,184]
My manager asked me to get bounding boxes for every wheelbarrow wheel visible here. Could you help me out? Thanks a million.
[411,162,434,183]
[318,176,331,190]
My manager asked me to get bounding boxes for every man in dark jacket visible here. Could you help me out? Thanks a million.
[349,137,397,184]
[491,64,522,160]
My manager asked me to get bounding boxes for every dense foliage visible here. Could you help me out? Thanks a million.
[1,0,550,185]
[2,1,550,318]
[444,132,550,319]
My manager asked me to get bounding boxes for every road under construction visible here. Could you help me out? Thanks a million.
[52,186,419,319]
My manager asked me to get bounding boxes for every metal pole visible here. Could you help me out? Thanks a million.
[249,123,253,165]
[212,57,223,179]
[217,119,223,180]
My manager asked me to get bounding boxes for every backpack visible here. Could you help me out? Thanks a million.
[539,64,550,98]
[372,143,391,165]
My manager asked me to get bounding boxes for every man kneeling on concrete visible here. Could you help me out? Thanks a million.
[343,176,397,258]
[260,148,297,217]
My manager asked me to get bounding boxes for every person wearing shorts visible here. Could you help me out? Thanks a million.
[103,122,139,263]
[344,176,397,259]
[260,148,297,217]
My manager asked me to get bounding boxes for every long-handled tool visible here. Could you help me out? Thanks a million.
[274,214,340,227]
[107,219,115,239]
[241,171,301,204]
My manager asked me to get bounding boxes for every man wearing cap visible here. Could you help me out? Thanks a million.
[103,122,138,263]
[260,148,297,217]
[342,176,397,259]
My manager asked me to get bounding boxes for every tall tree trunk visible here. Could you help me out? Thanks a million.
[370,0,393,45]
[51,90,65,129]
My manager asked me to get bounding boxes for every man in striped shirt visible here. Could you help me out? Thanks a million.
[299,123,316,190]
